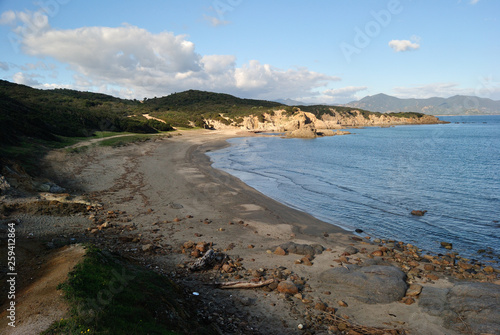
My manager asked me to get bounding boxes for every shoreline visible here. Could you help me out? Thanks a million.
[1,129,499,334]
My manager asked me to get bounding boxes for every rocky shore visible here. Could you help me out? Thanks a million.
[0,129,498,335]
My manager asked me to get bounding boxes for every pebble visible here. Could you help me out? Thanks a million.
[406,284,423,297]
[277,281,299,295]
[274,246,287,256]
[337,300,348,307]
[315,302,327,311]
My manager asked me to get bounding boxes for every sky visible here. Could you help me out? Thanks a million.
[0,0,499,104]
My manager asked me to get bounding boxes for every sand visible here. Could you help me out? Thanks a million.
[2,129,492,334]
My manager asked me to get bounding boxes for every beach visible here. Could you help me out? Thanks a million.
[1,129,499,335]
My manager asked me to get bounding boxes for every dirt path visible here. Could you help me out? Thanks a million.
[0,244,86,334]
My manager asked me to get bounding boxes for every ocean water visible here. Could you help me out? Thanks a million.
[208,115,500,260]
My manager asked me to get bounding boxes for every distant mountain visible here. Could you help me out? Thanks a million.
[274,98,310,106]
[345,93,500,115]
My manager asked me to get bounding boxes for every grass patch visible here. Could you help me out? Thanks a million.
[98,134,156,147]
[42,245,217,335]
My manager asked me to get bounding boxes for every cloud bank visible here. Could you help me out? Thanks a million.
[2,10,339,100]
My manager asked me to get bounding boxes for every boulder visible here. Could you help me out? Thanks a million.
[420,282,500,334]
[279,242,324,256]
[277,281,299,295]
[319,265,407,304]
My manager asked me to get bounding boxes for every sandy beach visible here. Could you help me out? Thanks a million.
[1,129,499,335]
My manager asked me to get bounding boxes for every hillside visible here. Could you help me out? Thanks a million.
[346,93,500,115]
[0,80,446,170]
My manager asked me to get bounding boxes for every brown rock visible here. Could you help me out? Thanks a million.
[183,240,195,249]
[424,264,435,271]
[337,300,348,307]
[173,217,181,222]
[142,244,153,252]
[406,284,423,297]
[301,256,313,266]
[222,264,233,273]
[411,210,427,216]
[426,274,439,281]
[315,302,327,311]
[274,246,287,256]
[191,249,201,258]
[196,242,208,253]
[484,266,495,273]
[440,241,453,250]
[371,250,384,257]
[402,297,415,305]
[277,281,299,295]
[247,244,255,249]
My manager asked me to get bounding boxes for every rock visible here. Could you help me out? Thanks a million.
[274,246,287,256]
[319,265,407,304]
[483,266,495,273]
[371,250,383,257]
[222,264,233,273]
[191,249,201,258]
[443,245,453,251]
[401,297,415,305]
[286,127,317,139]
[337,300,348,307]
[184,240,195,249]
[279,242,324,256]
[420,283,500,334]
[406,284,423,297]
[411,210,427,216]
[0,175,11,194]
[173,217,182,222]
[315,302,327,311]
[142,244,153,252]
[301,256,313,266]
[423,264,435,271]
[344,246,359,255]
[355,228,364,233]
[277,281,299,295]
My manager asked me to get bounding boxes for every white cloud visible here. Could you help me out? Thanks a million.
[2,10,340,100]
[470,0,480,4]
[388,39,420,52]
[12,72,41,86]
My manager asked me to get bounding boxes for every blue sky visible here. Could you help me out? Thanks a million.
[0,0,499,103]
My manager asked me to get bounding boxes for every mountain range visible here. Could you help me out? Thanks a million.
[345,93,500,115]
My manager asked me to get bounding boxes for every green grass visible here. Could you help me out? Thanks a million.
[42,245,217,335]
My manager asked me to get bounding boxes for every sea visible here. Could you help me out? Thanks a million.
[207,115,500,261]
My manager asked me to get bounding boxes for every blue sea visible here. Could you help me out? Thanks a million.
[208,115,500,261]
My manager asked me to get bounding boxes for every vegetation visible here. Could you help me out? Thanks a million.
[387,112,425,118]
[0,79,429,173]
[42,245,217,335]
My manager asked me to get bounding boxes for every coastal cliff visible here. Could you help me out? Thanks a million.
[206,108,447,138]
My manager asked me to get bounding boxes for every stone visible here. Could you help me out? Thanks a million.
[406,284,423,297]
[440,242,453,250]
[423,264,435,271]
[173,217,182,222]
[401,297,415,305]
[371,250,383,257]
[483,266,495,273]
[142,244,153,252]
[274,246,287,256]
[279,242,324,256]
[411,210,427,216]
[315,302,327,311]
[319,265,407,304]
[344,246,359,255]
[337,300,348,307]
[222,264,233,273]
[420,283,500,334]
[183,241,195,249]
[277,281,299,295]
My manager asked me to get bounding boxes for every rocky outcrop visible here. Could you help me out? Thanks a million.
[419,282,500,334]
[319,265,408,304]
[205,108,446,136]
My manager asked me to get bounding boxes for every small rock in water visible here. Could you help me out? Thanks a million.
[440,241,453,250]
[355,228,364,233]
[411,210,427,216]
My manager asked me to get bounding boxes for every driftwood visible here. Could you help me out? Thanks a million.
[189,249,217,271]
[216,279,275,289]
